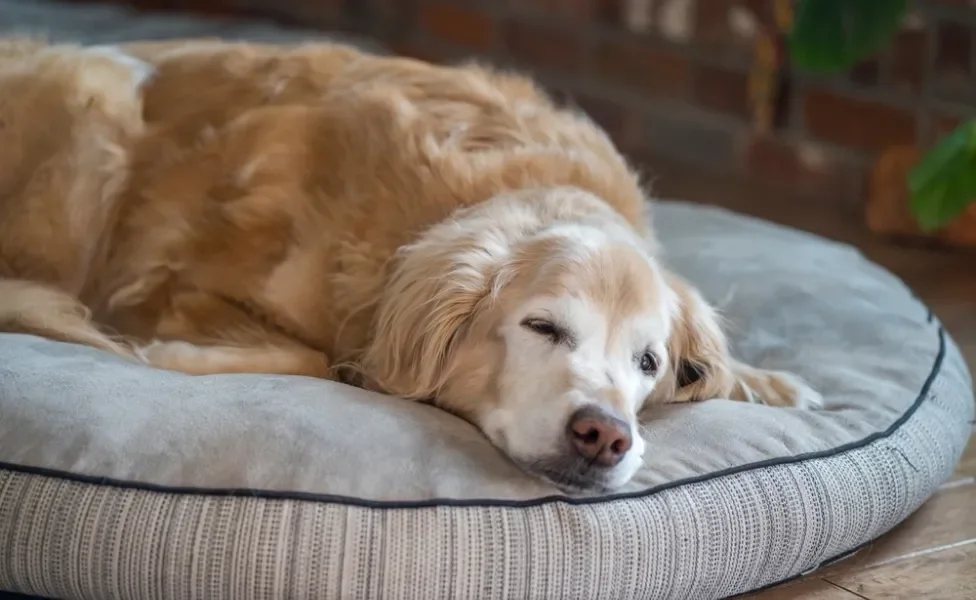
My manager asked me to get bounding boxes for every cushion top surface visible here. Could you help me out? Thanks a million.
[1,201,969,503]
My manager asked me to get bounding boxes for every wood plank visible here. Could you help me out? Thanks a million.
[827,541,976,600]
[819,483,976,576]
[744,577,867,599]
[935,307,976,377]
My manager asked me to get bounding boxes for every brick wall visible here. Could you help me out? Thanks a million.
[77,0,976,208]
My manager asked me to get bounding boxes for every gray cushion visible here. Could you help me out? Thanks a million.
[1,201,972,600]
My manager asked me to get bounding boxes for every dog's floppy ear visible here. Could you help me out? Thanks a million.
[651,271,735,404]
[360,226,506,401]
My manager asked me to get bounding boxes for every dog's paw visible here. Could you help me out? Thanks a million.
[731,365,824,409]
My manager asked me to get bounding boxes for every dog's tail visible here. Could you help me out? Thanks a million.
[0,279,135,359]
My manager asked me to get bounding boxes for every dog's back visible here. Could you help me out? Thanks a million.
[0,38,649,373]
[0,39,152,355]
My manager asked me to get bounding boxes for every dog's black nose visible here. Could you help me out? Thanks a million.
[566,405,632,467]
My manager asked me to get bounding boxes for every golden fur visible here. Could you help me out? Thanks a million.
[0,38,819,490]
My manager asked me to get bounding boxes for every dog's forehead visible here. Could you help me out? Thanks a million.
[528,230,672,338]
[580,244,664,310]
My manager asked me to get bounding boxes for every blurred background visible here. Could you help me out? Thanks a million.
[15,0,971,238]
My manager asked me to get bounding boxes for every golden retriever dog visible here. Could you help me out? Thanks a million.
[0,38,821,492]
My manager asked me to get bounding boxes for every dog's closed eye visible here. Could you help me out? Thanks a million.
[677,360,707,388]
[521,318,571,345]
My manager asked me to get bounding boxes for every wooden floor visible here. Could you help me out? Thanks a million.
[648,159,976,600]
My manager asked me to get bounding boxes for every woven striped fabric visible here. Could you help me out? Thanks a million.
[0,333,970,600]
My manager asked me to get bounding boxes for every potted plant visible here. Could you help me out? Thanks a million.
[773,0,976,245]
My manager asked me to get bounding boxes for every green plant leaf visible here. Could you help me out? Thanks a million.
[909,120,976,232]
[788,0,909,74]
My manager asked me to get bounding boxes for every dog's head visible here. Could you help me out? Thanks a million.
[362,188,732,493]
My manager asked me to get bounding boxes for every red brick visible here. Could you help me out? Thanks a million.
[419,2,497,52]
[694,0,770,52]
[391,38,450,64]
[636,105,743,170]
[934,113,964,138]
[503,20,584,72]
[803,90,917,153]
[593,39,691,98]
[363,0,408,22]
[507,0,594,21]
[927,112,976,145]
[695,0,729,41]
[173,0,233,13]
[130,0,180,9]
[570,92,631,141]
[849,58,882,87]
[595,0,624,25]
[251,0,345,26]
[934,22,975,101]
[936,22,972,73]
[741,0,774,27]
[694,65,751,119]
[745,135,865,201]
[890,30,928,95]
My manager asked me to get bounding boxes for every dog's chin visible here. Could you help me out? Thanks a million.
[519,455,621,495]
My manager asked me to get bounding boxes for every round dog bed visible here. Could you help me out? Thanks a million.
[0,202,972,600]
